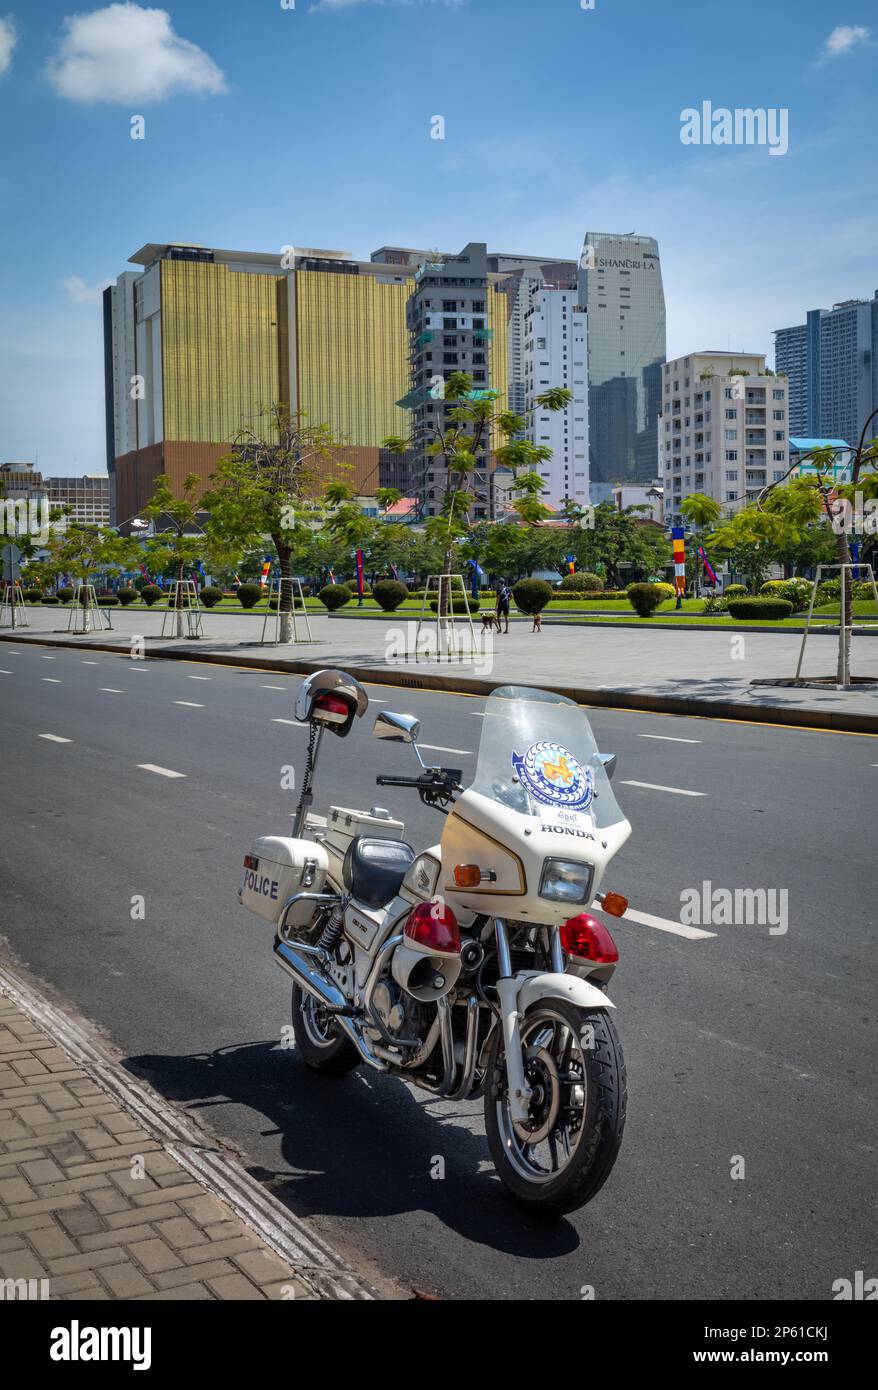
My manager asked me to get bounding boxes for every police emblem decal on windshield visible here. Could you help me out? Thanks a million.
[512,742,594,811]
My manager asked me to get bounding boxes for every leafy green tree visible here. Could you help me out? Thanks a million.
[41,523,138,595]
[383,372,571,584]
[204,405,340,641]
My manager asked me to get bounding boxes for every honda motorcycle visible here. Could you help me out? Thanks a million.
[238,670,631,1215]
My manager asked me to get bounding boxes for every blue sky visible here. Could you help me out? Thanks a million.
[0,0,875,474]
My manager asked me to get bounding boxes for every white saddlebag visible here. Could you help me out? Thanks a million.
[238,837,329,927]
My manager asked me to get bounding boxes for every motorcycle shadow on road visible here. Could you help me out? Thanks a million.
[125,1038,582,1258]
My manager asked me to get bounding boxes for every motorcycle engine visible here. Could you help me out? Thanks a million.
[368,978,429,1047]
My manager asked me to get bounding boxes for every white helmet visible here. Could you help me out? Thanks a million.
[294,668,368,738]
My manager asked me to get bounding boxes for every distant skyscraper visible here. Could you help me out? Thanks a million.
[522,281,589,508]
[398,242,508,518]
[774,293,878,449]
[578,232,666,498]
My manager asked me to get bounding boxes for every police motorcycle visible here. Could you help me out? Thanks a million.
[239,669,632,1215]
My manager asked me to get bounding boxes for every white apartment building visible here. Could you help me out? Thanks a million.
[522,283,589,509]
[659,351,789,527]
[45,474,110,526]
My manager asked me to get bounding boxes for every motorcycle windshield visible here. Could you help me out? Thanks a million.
[470,685,626,832]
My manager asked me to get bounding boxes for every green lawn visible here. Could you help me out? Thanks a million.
[19,595,878,630]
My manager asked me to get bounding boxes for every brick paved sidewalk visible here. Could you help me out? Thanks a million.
[0,994,325,1300]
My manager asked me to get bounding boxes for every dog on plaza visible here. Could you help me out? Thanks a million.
[532,612,542,633]
[481,610,500,634]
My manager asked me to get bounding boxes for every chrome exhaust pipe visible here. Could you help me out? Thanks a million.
[274,940,385,1071]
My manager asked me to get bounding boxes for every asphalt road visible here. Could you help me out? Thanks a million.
[1,640,875,1300]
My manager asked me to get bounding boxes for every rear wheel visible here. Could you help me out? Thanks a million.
[290,984,361,1077]
[484,999,626,1216]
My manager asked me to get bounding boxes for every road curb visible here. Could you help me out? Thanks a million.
[2,631,876,735]
[0,961,380,1300]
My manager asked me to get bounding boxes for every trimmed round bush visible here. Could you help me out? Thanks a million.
[236,583,262,609]
[372,578,408,612]
[41,594,60,605]
[726,597,793,621]
[23,587,42,602]
[140,584,162,606]
[651,582,676,601]
[627,583,663,617]
[760,578,812,612]
[100,595,120,606]
[57,586,75,603]
[200,586,223,608]
[725,583,748,598]
[318,583,352,611]
[559,571,603,592]
[117,588,138,605]
[428,597,480,614]
[512,578,553,614]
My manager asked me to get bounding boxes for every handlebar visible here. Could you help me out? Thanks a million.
[376,767,463,811]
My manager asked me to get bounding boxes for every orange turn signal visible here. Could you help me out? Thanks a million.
[453,864,482,888]
[601,892,628,918]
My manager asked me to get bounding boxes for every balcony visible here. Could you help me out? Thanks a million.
[745,411,765,425]
[414,330,435,349]
[473,328,493,341]
[746,389,766,404]
[745,432,766,446]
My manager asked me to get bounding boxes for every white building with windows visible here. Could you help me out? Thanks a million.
[659,351,789,528]
[522,283,589,509]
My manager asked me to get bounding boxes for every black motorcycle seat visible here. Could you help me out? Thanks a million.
[342,836,416,910]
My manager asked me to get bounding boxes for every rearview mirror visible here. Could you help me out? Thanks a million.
[599,752,617,780]
[373,711,421,744]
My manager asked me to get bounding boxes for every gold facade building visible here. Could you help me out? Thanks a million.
[104,242,514,523]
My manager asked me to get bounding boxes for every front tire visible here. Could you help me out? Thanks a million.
[290,984,361,1077]
[484,1000,626,1216]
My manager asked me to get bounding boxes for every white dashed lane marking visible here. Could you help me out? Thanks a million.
[174,701,204,708]
[41,678,62,684]
[137,764,186,779]
[637,734,702,744]
[261,685,286,690]
[419,744,472,756]
[81,661,99,665]
[621,780,706,798]
[38,734,72,744]
[272,718,306,727]
[619,905,716,941]
[0,669,13,675]
[186,675,211,681]
[99,688,124,694]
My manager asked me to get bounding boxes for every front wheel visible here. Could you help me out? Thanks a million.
[484,999,626,1216]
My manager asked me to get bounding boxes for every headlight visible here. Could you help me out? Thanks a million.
[539,858,593,905]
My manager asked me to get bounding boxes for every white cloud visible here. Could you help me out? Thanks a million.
[47,3,227,103]
[64,275,113,303]
[822,25,871,59]
[0,15,16,76]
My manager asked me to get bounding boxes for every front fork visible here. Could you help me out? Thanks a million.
[493,917,564,1125]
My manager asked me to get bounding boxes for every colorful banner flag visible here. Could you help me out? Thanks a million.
[259,559,271,588]
[697,544,718,588]
[672,526,686,593]
[565,553,576,574]
[355,548,365,599]
[328,568,336,586]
